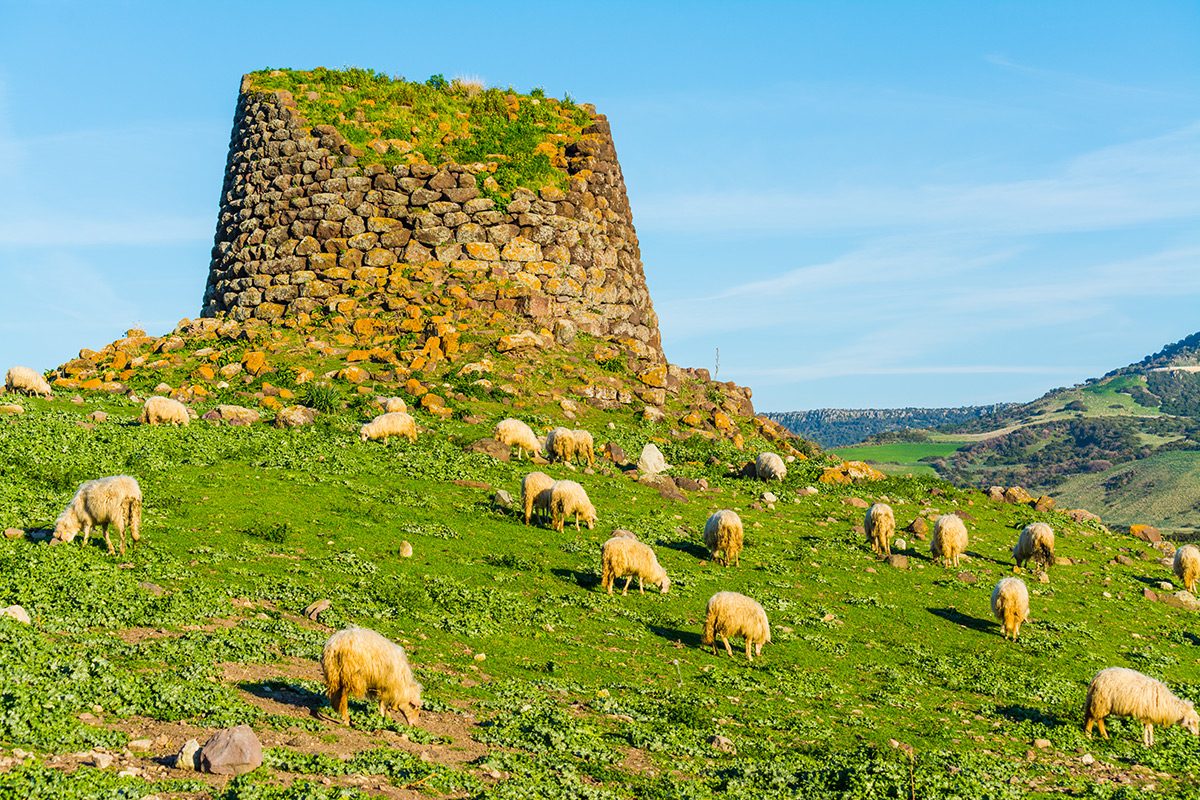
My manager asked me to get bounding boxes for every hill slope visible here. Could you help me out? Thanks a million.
[767,405,1016,448]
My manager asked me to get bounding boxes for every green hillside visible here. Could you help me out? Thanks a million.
[1,379,1199,798]
[831,441,963,477]
[1054,450,1200,534]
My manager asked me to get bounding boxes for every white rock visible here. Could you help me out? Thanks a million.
[0,605,30,624]
[636,443,669,476]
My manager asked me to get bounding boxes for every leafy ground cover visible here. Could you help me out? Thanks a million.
[832,442,964,478]
[0,390,1198,798]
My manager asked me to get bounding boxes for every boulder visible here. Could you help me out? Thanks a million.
[174,738,201,771]
[496,331,547,352]
[603,442,627,466]
[398,541,413,558]
[708,734,735,754]
[202,405,260,427]
[493,489,515,510]
[1003,486,1034,505]
[553,320,577,346]
[274,405,319,428]
[3,528,23,540]
[0,404,24,415]
[1066,508,1102,524]
[987,486,1005,502]
[198,725,262,776]
[468,437,511,461]
[1033,495,1056,513]
[1162,591,1200,612]
[1129,524,1162,544]
[636,443,669,476]
[885,554,910,570]
[303,599,331,621]
[0,605,30,624]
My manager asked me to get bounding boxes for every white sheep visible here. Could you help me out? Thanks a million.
[321,626,422,727]
[1013,522,1055,572]
[865,503,895,557]
[4,366,52,398]
[931,514,968,567]
[549,480,596,532]
[495,418,541,461]
[52,475,143,555]
[377,396,407,413]
[702,591,771,661]
[755,452,787,482]
[703,509,744,567]
[571,429,595,467]
[521,471,555,526]
[600,536,669,595]
[139,395,190,426]
[545,427,576,464]
[1174,545,1200,594]
[1084,667,1199,746]
[991,577,1030,641]
[359,412,417,443]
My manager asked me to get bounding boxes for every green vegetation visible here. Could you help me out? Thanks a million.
[832,441,964,478]
[0,388,1197,797]
[245,67,593,198]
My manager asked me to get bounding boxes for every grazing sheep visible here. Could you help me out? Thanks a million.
[321,626,422,727]
[702,591,771,661]
[359,412,417,443]
[610,528,638,540]
[1084,667,1199,746]
[549,480,597,532]
[755,452,787,482]
[52,475,143,556]
[4,366,52,398]
[931,514,968,567]
[495,418,541,461]
[139,395,190,426]
[572,429,595,467]
[521,471,555,526]
[991,577,1030,641]
[703,510,744,567]
[545,427,576,463]
[600,537,670,595]
[1013,522,1055,572]
[865,503,895,557]
[1174,545,1200,593]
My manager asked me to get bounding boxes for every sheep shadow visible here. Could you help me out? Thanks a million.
[550,567,600,589]
[964,550,1010,568]
[661,541,708,560]
[927,607,995,636]
[238,679,327,717]
[994,704,1069,728]
[646,623,704,649]
[1131,574,1166,588]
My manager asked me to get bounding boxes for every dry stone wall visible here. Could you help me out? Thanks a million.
[204,81,664,363]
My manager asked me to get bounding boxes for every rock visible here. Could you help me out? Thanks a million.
[128,738,153,752]
[91,752,114,769]
[641,406,666,423]
[885,555,909,570]
[274,405,319,428]
[496,331,547,352]
[894,538,907,551]
[1003,486,1034,504]
[843,497,869,509]
[202,405,260,427]
[1033,495,1056,513]
[398,541,413,558]
[553,320,576,346]
[241,352,268,376]
[1067,508,1102,524]
[1115,554,1136,567]
[675,477,704,492]
[1054,556,1073,566]
[175,738,201,771]
[1143,588,1159,602]
[987,486,1005,502]
[3,528,23,540]
[88,410,108,423]
[603,442,627,465]
[303,599,331,621]
[637,444,669,476]
[798,486,819,496]
[0,605,30,624]
[708,734,735,754]
[1034,738,1051,750]
[468,437,510,461]
[1129,524,1162,544]
[493,489,515,510]
[0,404,24,415]
[957,571,978,584]
[761,492,778,504]
[906,517,928,537]
[1080,753,1095,766]
[198,725,262,776]
[1159,581,1174,591]
[1162,591,1200,611]
[1038,571,1051,584]
[138,582,166,596]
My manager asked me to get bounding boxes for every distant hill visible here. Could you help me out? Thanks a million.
[765,405,1017,448]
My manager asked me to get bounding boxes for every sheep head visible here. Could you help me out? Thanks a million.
[1182,702,1199,736]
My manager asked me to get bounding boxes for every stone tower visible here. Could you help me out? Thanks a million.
[204,76,665,364]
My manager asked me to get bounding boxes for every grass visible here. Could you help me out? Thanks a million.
[832,442,964,477]
[1,388,1199,796]
[1054,450,1200,532]
[245,67,593,198]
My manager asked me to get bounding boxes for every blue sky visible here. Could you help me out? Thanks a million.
[1,1,1197,411]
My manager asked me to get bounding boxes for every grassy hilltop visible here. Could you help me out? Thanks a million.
[2,353,1200,798]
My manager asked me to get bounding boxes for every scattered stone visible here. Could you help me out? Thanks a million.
[885,554,910,570]
[88,410,108,423]
[987,486,1005,502]
[957,571,978,584]
[138,582,166,597]
[843,497,869,509]
[1143,588,1159,602]
[1129,524,1162,544]
[468,437,510,461]
[1033,495,1056,513]
[553,319,577,346]
[202,405,260,426]
[798,486,819,496]
[637,443,669,476]
[1003,486,1034,504]
[906,517,928,537]
[493,489,515,510]
[641,405,666,423]
[1034,738,1051,750]
[1162,591,1200,611]
[198,725,263,776]
[1080,753,1095,766]
[128,738,153,752]
[0,605,30,624]
[1054,556,1073,566]
[496,331,547,352]
[303,599,331,621]
[0,404,24,415]
[91,752,114,769]
[174,738,201,771]
[3,528,23,539]
[675,476,703,492]
[761,492,778,504]
[708,734,735,754]
[1115,554,1136,567]
[1159,581,1175,591]
[398,541,413,558]
[473,652,487,662]
[1066,508,1102,524]
[603,442,627,465]
[894,538,907,551]
[1038,571,1051,584]
[274,405,318,428]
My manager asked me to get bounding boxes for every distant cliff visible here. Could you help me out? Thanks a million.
[766,405,1017,448]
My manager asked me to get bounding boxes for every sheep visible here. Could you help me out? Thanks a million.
[359,412,417,443]
[1174,545,1200,594]
[865,503,895,557]
[610,528,638,540]
[571,429,595,467]
[545,427,576,463]
[495,418,541,461]
[931,514,968,567]
[1084,667,1199,746]
[755,452,787,482]
[521,471,555,526]
[378,396,407,413]
[4,366,52,398]
[139,395,190,426]
[991,577,1030,641]
[549,480,596,532]
[1013,522,1055,572]
[321,626,422,727]
[702,591,771,661]
[52,475,143,556]
[703,510,744,567]
[600,536,670,595]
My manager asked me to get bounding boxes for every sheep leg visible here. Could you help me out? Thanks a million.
[755,641,763,658]
[1096,717,1108,739]
[574,512,580,532]
[332,687,349,726]
[622,576,632,596]
[1144,723,1153,747]
[745,638,753,661]
[81,521,92,548]
[721,636,733,657]
[637,577,644,594]
[101,523,114,555]
[1085,717,1094,737]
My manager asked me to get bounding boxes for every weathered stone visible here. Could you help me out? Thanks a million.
[637,444,669,476]
[501,236,542,261]
[468,437,510,461]
[303,599,331,620]
[3,528,23,540]
[202,405,261,427]
[175,738,201,771]
[885,554,910,570]
[497,331,547,352]
[554,319,577,346]
[493,489,515,510]
[275,405,318,428]
[0,605,30,624]
[198,725,262,776]
[1130,523,1162,544]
